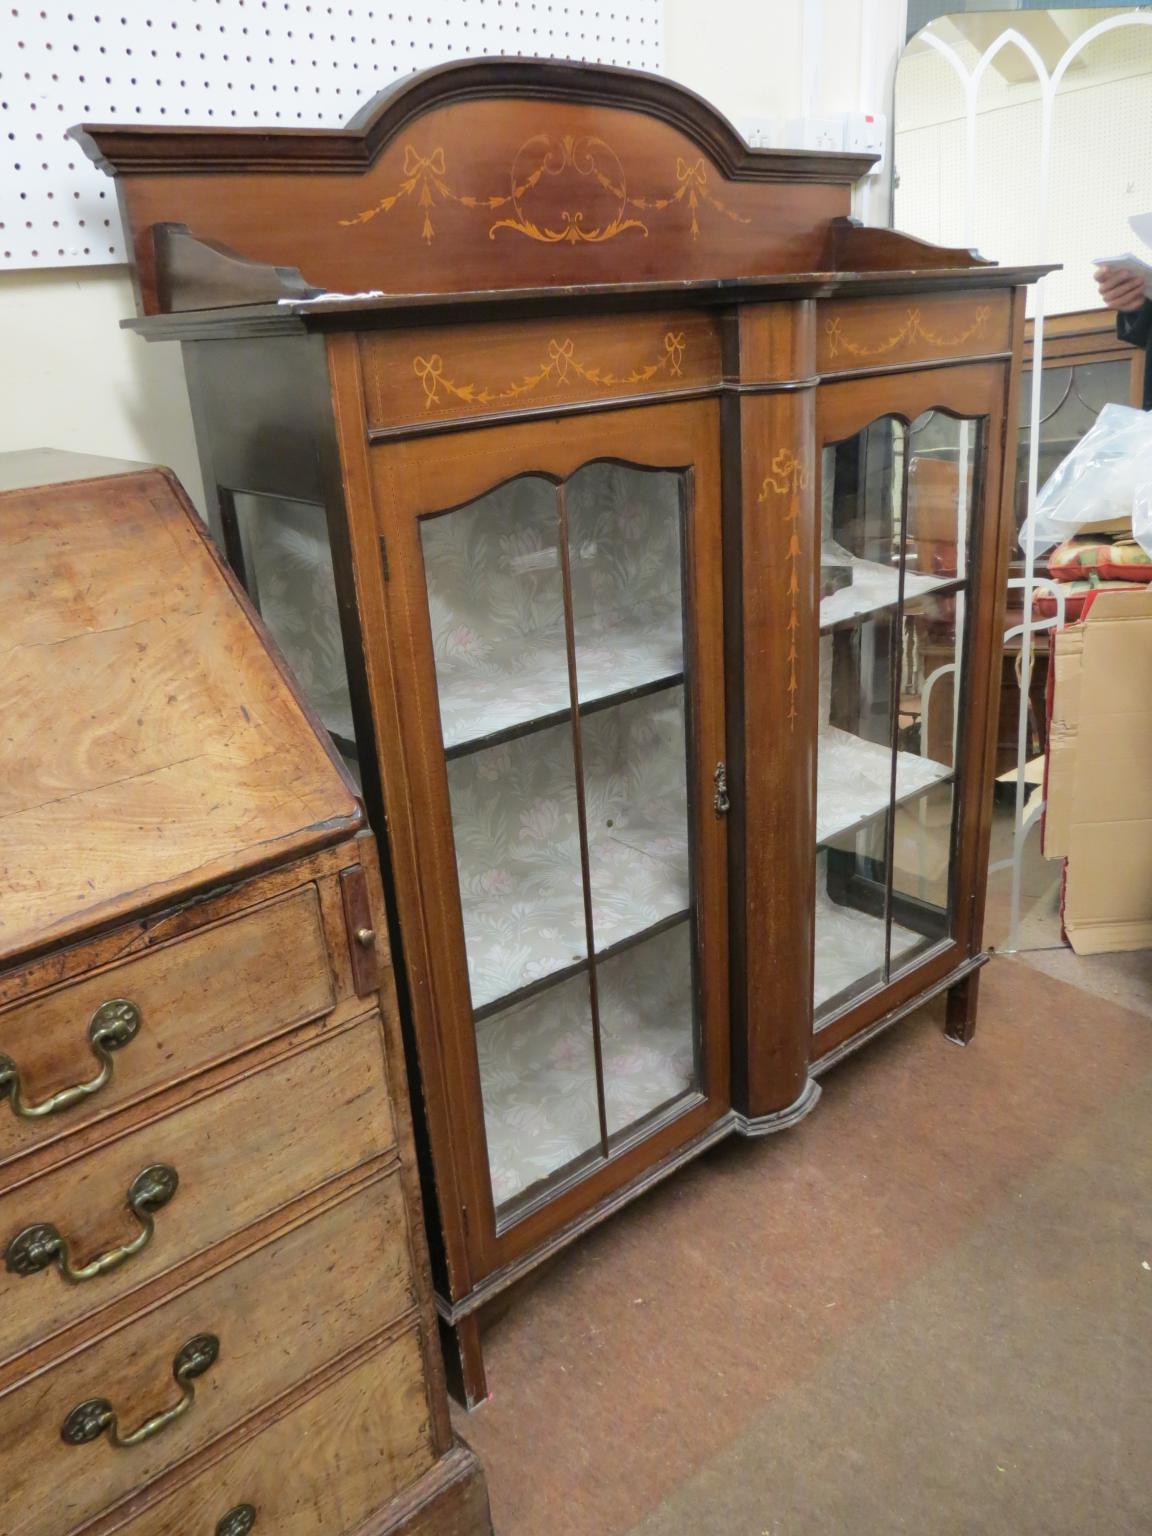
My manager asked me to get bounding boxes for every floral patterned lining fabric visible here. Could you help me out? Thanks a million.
[477,919,697,1208]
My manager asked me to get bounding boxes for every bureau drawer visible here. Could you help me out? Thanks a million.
[0,887,336,1164]
[0,1016,393,1368]
[0,1172,415,1536]
[103,1330,435,1536]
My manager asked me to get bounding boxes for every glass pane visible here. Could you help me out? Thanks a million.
[599,918,696,1140]
[816,607,896,1018]
[475,973,603,1210]
[581,689,691,951]
[1015,360,1133,551]
[1075,358,1132,416]
[820,419,904,629]
[890,582,966,975]
[566,461,685,702]
[420,478,602,1215]
[231,493,355,746]
[421,462,704,1219]
[814,836,889,1016]
[420,476,570,752]
[815,413,979,1027]
[566,463,701,1140]
[445,722,589,1011]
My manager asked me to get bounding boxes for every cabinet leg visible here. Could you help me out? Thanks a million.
[439,1312,489,1410]
[944,969,980,1046]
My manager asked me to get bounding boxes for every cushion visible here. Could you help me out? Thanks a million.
[1032,578,1138,623]
[1047,535,1152,583]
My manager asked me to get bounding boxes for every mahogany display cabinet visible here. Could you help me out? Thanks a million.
[75,57,1046,1406]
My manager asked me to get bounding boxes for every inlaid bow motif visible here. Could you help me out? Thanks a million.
[410,330,689,410]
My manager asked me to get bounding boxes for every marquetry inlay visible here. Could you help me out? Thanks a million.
[758,449,811,730]
[341,136,750,246]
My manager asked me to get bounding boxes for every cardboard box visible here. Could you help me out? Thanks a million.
[1044,588,1152,954]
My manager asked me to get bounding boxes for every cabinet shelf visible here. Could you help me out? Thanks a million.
[820,560,964,632]
[472,906,689,1022]
[448,686,691,1014]
[435,598,684,755]
[816,726,952,846]
[813,886,923,1017]
[444,666,683,760]
[459,799,691,1013]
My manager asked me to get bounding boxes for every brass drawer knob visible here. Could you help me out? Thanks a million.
[0,999,141,1121]
[61,1332,219,1449]
[6,1163,178,1284]
[216,1506,257,1536]
[354,926,375,949]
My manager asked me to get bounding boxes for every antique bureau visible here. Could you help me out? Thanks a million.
[74,58,1048,1403]
[0,452,490,1535]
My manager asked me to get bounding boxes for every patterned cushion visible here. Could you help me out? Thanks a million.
[1032,578,1138,622]
[1047,535,1152,583]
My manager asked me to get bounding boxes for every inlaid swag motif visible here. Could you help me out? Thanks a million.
[340,134,750,245]
[412,331,688,410]
[824,305,992,361]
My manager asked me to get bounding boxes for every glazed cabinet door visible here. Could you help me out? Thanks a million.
[811,365,1008,1054]
[361,401,728,1270]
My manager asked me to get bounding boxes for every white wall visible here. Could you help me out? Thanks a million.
[893,19,1152,315]
[664,0,906,226]
[0,265,204,504]
[0,0,908,503]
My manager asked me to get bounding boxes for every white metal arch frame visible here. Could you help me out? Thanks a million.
[913,9,1152,950]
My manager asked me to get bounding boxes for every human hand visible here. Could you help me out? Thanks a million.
[1095,265,1147,313]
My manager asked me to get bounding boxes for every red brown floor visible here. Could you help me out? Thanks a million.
[453,951,1152,1535]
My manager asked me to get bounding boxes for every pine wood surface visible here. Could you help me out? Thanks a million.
[0,467,362,968]
[87,1329,437,1536]
[0,1173,415,1536]
[0,1013,394,1370]
[0,886,336,1168]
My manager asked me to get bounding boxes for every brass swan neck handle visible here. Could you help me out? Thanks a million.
[61,1334,219,1450]
[6,1163,179,1284]
[0,999,141,1120]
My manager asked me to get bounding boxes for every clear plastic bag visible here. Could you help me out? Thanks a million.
[1021,402,1152,556]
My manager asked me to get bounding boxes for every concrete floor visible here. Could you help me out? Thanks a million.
[455,948,1152,1536]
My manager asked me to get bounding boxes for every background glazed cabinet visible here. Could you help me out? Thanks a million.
[77,57,1043,1404]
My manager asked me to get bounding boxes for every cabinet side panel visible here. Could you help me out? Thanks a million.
[180,334,452,1299]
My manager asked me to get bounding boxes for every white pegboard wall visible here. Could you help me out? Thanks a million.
[0,0,663,270]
